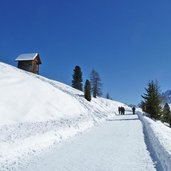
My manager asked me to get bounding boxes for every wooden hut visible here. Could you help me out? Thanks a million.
[15,53,42,74]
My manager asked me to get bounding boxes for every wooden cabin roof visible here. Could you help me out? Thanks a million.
[15,53,42,64]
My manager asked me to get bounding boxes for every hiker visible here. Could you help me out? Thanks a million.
[121,107,123,115]
[120,107,125,115]
[132,107,135,115]
[122,107,125,115]
[118,107,121,115]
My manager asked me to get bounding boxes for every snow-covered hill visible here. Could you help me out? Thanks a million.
[0,62,128,123]
[0,62,128,170]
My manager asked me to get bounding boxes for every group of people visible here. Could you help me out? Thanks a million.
[118,106,136,115]
[118,107,125,115]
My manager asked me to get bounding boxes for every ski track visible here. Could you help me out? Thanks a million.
[24,113,156,171]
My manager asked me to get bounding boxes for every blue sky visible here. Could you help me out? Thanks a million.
[1,0,171,104]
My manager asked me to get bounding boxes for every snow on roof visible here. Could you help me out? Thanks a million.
[15,53,38,61]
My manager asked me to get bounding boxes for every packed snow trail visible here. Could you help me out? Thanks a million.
[25,113,156,171]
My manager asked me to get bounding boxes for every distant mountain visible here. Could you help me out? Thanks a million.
[161,90,171,104]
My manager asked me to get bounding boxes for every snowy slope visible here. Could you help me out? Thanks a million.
[0,62,128,170]
[0,62,127,123]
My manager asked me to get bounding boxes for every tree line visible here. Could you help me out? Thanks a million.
[71,66,103,102]
[141,80,171,126]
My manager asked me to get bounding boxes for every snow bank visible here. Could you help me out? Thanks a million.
[138,112,171,170]
[0,62,128,170]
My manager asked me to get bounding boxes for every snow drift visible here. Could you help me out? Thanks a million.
[139,112,171,170]
[0,62,128,170]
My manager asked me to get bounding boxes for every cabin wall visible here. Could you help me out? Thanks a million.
[32,60,39,74]
[17,56,40,74]
[18,61,33,72]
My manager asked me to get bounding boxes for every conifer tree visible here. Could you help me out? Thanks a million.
[141,80,162,119]
[90,70,102,98]
[106,93,110,99]
[72,66,83,91]
[84,79,91,101]
[161,103,171,124]
[139,101,146,111]
[169,115,171,127]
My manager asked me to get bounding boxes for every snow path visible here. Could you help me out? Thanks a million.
[25,113,156,171]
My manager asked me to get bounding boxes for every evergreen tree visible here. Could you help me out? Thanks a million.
[169,116,171,127]
[106,93,110,99]
[90,70,102,98]
[72,66,83,91]
[84,80,91,101]
[161,103,170,123]
[141,80,162,120]
[139,101,146,111]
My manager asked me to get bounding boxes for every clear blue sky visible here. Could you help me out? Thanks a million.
[1,0,171,105]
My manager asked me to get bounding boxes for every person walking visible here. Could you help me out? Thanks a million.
[120,107,125,115]
[120,107,123,115]
[123,107,125,115]
[118,107,121,115]
[132,107,136,115]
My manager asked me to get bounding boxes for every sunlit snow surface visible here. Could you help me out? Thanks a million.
[25,114,156,171]
[0,62,127,170]
[1,62,170,171]
[139,112,171,171]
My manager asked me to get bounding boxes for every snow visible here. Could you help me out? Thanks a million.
[139,112,171,170]
[15,53,38,61]
[1,62,171,170]
[24,113,156,171]
[0,62,127,123]
[0,62,128,170]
